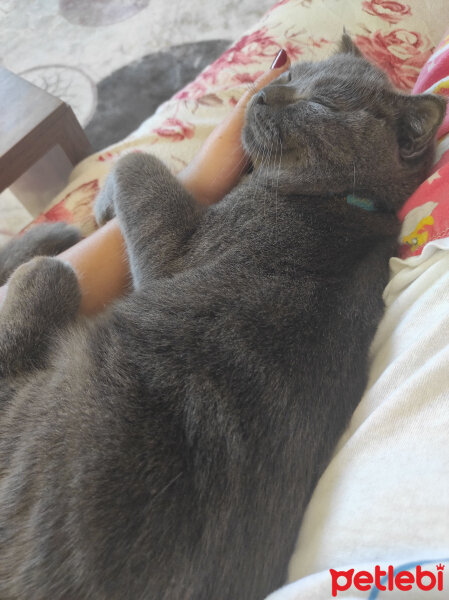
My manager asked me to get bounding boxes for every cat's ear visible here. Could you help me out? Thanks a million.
[397,94,446,160]
[338,31,363,58]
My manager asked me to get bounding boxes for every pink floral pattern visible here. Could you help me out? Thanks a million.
[153,118,195,142]
[362,0,412,25]
[23,0,444,236]
[355,29,433,90]
[98,151,116,162]
[173,25,328,106]
[214,27,280,69]
[174,80,209,101]
[268,0,292,11]
[232,71,265,85]
[268,0,312,11]
[284,40,304,61]
[174,26,281,103]
[31,203,73,225]
[26,180,100,236]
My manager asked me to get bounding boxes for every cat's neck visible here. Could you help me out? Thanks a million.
[248,164,410,212]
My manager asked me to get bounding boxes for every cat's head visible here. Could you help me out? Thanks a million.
[242,34,446,210]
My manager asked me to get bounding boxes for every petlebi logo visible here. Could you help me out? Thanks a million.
[330,563,445,597]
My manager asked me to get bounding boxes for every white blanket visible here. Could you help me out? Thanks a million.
[268,239,449,599]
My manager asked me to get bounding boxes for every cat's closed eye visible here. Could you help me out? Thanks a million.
[310,96,337,110]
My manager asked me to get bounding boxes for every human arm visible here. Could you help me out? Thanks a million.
[0,50,289,315]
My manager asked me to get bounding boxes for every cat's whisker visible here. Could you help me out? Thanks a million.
[266,139,276,220]
[260,144,273,220]
[271,137,278,237]
[275,137,283,239]
[252,146,261,211]
[256,139,270,218]
[251,139,264,204]
[151,472,183,503]
[262,141,270,219]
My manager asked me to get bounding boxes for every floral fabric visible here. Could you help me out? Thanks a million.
[27,0,448,238]
[398,29,449,258]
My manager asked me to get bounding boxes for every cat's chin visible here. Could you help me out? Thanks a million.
[242,123,282,166]
[241,122,262,159]
[243,117,308,165]
[242,126,308,172]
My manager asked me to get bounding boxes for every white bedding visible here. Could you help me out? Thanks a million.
[268,239,449,599]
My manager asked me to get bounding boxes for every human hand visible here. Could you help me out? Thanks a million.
[178,49,290,205]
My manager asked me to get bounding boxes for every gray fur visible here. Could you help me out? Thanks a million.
[0,223,82,286]
[0,39,445,600]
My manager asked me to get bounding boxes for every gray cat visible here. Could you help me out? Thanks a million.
[0,36,445,600]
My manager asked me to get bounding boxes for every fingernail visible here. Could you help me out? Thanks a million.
[271,49,287,69]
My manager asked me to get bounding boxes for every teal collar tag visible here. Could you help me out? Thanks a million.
[346,194,376,212]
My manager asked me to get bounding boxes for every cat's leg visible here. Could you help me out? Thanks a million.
[0,257,81,376]
[94,153,204,288]
[0,223,82,286]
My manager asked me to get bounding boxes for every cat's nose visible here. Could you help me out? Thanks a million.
[255,85,297,107]
[255,91,266,105]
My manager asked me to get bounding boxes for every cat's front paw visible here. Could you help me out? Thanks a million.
[3,256,81,322]
[94,174,117,226]
[94,153,168,226]
[114,152,171,190]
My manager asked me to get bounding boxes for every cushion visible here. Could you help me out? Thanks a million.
[27,0,449,237]
[398,30,449,258]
